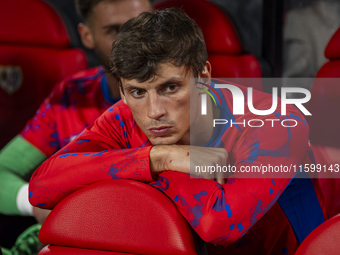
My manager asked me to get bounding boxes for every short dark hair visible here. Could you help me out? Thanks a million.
[75,0,153,22]
[75,0,106,22]
[110,8,208,84]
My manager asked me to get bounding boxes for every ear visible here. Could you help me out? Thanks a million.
[201,61,211,79]
[78,23,95,49]
[197,61,212,91]
[120,86,127,104]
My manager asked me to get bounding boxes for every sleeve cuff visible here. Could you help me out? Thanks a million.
[129,146,154,182]
[16,184,33,216]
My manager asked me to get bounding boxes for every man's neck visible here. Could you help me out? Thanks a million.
[191,96,219,146]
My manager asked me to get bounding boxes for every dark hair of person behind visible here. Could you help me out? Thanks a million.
[75,0,153,23]
[75,0,104,22]
[110,8,208,84]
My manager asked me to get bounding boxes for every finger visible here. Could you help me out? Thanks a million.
[216,177,224,185]
[215,170,225,185]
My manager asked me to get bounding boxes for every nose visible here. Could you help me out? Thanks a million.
[147,93,166,120]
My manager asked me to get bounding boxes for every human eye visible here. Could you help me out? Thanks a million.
[130,89,145,98]
[105,26,120,37]
[163,84,178,93]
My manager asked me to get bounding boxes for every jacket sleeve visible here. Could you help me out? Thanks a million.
[0,79,71,215]
[0,136,46,215]
[29,113,153,209]
[20,80,68,157]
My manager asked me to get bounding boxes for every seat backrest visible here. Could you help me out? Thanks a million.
[0,0,88,149]
[39,245,131,255]
[316,26,340,78]
[295,214,340,255]
[307,26,340,147]
[154,0,263,88]
[38,180,199,255]
[305,26,340,218]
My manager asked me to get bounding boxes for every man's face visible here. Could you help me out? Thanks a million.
[121,63,199,145]
[87,0,152,69]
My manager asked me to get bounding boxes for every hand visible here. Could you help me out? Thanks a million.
[32,206,51,224]
[150,145,228,184]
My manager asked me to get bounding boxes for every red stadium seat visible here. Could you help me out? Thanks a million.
[305,26,340,218]
[38,180,203,255]
[154,0,263,90]
[294,214,340,255]
[0,0,88,149]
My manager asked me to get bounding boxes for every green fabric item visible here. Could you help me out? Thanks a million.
[10,224,41,255]
[1,223,41,255]
[1,247,12,255]
[0,136,46,215]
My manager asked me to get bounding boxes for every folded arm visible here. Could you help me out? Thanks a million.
[29,125,153,209]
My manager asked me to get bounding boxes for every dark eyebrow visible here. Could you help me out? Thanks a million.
[124,77,185,91]
[102,24,121,32]
[124,84,143,91]
[158,77,185,87]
